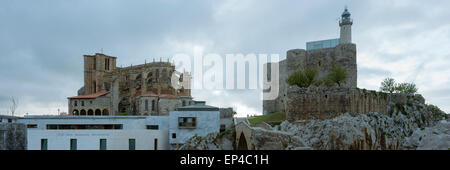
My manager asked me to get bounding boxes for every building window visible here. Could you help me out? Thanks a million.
[74,101,78,107]
[0,119,2,123]
[46,124,123,130]
[88,109,94,115]
[8,119,12,123]
[80,110,86,115]
[151,100,155,111]
[100,139,107,150]
[178,117,197,129]
[102,109,109,115]
[146,125,159,130]
[145,100,149,111]
[70,139,77,150]
[95,109,101,116]
[154,138,158,150]
[41,139,48,150]
[105,58,110,71]
[172,133,176,139]
[129,139,136,150]
[182,101,186,106]
[27,124,38,128]
[220,124,226,132]
[81,101,85,106]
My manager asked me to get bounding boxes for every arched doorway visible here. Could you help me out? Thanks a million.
[88,109,94,116]
[237,133,249,150]
[95,109,101,116]
[80,110,86,116]
[72,110,79,116]
[102,109,109,116]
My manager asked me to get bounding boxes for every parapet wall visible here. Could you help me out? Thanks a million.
[285,87,390,121]
[285,86,425,122]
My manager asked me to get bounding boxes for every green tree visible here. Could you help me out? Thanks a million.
[327,65,347,87]
[380,78,396,93]
[286,68,318,88]
[396,82,418,94]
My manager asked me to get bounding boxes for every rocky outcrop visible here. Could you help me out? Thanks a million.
[251,127,311,150]
[278,95,448,150]
[178,130,235,150]
[404,120,449,150]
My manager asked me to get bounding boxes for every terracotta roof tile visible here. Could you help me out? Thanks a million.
[68,91,110,99]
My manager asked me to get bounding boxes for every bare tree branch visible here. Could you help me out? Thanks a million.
[9,96,18,116]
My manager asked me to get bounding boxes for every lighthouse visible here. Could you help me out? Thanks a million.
[339,7,353,44]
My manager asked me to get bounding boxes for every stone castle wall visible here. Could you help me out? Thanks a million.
[263,44,357,114]
[285,87,389,121]
[284,86,424,122]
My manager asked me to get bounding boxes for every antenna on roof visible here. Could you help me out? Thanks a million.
[101,48,103,54]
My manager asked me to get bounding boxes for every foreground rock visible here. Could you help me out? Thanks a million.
[277,96,448,150]
[178,130,235,150]
[251,127,311,150]
[404,120,449,150]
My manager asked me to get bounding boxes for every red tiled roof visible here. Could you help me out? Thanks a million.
[177,92,190,97]
[68,91,110,99]
[160,95,180,99]
[160,90,173,95]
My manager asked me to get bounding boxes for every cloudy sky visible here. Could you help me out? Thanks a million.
[0,0,449,117]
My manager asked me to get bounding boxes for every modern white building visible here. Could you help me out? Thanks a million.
[16,101,227,150]
[169,101,220,149]
[18,116,169,150]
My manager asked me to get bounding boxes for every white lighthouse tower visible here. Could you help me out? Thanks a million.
[339,7,353,44]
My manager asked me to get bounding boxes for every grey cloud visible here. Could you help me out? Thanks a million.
[0,0,449,115]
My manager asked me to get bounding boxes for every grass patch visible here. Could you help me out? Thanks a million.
[117,112,128,116]
[248,111,286,125]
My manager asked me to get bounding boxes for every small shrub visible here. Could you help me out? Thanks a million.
[286,68,319,88]
[327,65,347,87]
[395,82,418,94]
[380,78,396,93]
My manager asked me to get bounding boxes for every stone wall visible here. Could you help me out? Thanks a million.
[0,123,27,150]
[263,43,357,114]
[69,95,111,116]
[285,87,389,121]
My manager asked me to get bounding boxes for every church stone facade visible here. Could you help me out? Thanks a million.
[68,53,193,116]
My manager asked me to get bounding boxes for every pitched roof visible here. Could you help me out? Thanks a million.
[68,91,110,99]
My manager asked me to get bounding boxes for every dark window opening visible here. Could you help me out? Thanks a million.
[27,124,38,128]
[70,139,77,150]
[100,139,107,150]
[151,100,156,111]
[220,124,226,132]
[178,117,197,128]
[46,124,123,130]
[145,100,149,111]
[41,139,48,150]
[129,139,136,150]
[172,133,176,139]
[146,125,159,130]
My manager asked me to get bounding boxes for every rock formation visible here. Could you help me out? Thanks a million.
[277,95,448,150]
